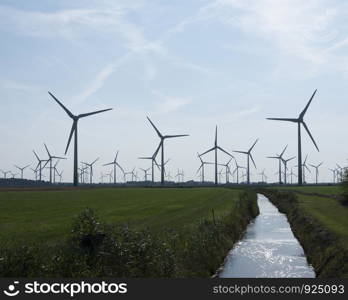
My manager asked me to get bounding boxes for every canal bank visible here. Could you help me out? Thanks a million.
[261,189,348,278]
[219,194,315,278]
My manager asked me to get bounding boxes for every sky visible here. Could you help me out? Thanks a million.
[0,0,347,184]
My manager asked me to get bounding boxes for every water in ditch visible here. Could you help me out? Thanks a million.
[219,194,315,278]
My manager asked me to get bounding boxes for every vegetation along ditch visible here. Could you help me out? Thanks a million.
[0,189,259,277]
[260,188,348,278]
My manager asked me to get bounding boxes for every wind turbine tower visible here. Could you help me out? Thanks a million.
[49,92,112,186]
[267,90,319,185]
[233,139,258,185]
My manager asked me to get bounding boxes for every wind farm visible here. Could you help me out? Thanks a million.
[1,0,348,281]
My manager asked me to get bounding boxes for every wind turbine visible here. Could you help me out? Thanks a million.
[175,169,181,182]
[309,162,323,184]
[103,151,124,184]
[289,168,297,184]
[33,150,49,182]
[199,126,234,186]
[78,164,89,184]
[233,139,258,185]
[336,164,344,182]
[267,90,319,185]
[0,170,11,179]
[166,170,173,182]
[329,168,337,183]
[100,172,106,183]
[218,169,224,184]
[53,160,60,183]
[13,164,30,179]
[196,152,214,183]
[232,160,246,184]
[140,167,151,181]
[259,169,267,183]
[282,156,296,184]
[161,159,171,177]
[146,117,189,185]
[138,142,161,183]
[44,144,66,183]
[10,172,18,179]
[56,170,63,183]
[180,169,185,182]
[30,167,38,181]
[81,158,99,184]
[107,170,113,183]
[219,158,233,184]
[267,145,288,184]
[48,92,112,186]
[296,154,311,184]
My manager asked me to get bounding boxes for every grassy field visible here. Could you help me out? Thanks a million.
[0,187,242,244]
[297,194,348,247]
[273,185,342,195]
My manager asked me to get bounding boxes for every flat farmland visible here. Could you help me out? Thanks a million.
[0,187,241,244]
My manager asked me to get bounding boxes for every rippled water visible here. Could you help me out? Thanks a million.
[219,194,315,278]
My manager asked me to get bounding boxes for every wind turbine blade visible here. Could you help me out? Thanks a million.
[79,108,113,118]
[116,163,124,172]
[33,150,40,161]
[14,165,20,170]
[302,122,319,151]
[218,146,234,158]
[200,147,215,156]
[267,118,298,122]
[215,125,217,146]
[267,156,279,159]
[146,116,162,138]
[287,156,296,162]
[65,120,77,154]
[92,157,99,165]
[155,164,161,171]
[138,157,152,160]
[164,134,189,138]
[280,145,288,157]
[42,160,50,169]
[250,154,257,169]
[23,164,30,169]
[114,150,119,162]
[300,89,317,119]
[153,141,162,159]
[249,139,258,152]
[305,165,311,172]
[196,164,203,174]
[319,162,324,167]
[44,143,51,158]
[234,150,248,155]
[52,156,66,160]
[103,162,114,166]
[48,92,74,119]
[197,152,204,163]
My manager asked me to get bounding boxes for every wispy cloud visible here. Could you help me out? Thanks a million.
[0,79,43,92]
[152,90,191,114]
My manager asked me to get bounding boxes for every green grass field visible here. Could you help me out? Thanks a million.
[0,187,242,244]
[297,194,348,247]
[273,185,342,195]
[273,185,348,248]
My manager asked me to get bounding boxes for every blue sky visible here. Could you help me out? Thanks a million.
[0,0,347,183]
